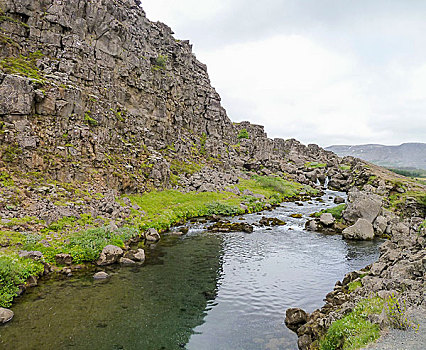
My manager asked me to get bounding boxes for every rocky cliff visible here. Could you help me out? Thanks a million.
[0,1,425,349]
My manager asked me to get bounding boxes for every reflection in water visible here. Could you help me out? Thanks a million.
[0,190,382,350]
[0,235,224,350]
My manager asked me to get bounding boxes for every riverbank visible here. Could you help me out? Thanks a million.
[285,163,426,350]
[0,189,384,350]
[0,173,318,311]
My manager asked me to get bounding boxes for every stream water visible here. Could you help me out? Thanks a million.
[0,190,382,350]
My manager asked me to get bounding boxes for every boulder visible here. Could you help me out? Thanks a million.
[93,271,109,280]
[298,334,312,350]
[373,216,388,235]
[0,308,14,324]
[55,253,73,265]
[18,250,44,260]
[145,228,160,242]
[96,245,123,266]
[319,213,334,226]
[342,218,374,240]
[343,190,382,223]
[285,308,308,332]
[123,249,145,262]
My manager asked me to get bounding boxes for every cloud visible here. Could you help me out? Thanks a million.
[141,0,426,146]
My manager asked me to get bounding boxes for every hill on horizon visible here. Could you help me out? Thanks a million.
[326,143,426,170]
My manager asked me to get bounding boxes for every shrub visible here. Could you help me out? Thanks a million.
[237,128,249,139]
[386,294,419,331]
[152,54,168,70]
[0,254,44,307]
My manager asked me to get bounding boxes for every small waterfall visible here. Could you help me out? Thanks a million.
[324,176,330,189]
[315,179,321,187]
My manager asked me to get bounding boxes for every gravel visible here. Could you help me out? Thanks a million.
[363,307,426,350]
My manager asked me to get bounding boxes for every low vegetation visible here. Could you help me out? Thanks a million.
[313,204,346,220]
[319,297,384,350]
[237,128,249,139]
[0,254,44,308]
[305,161,327,169]
[0,51,45,84]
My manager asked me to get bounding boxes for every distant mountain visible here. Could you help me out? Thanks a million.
[326,143,426,170]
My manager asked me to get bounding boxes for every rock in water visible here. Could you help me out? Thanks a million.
[319,213,335,226]
[285,308,308,332]
[342,218,374,240]
[0,308,14,324]
[93,271,109,280]
[96,245,123,266]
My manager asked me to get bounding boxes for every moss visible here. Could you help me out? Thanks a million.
[0,14,30,28]
[339,164,351,171]
[0,51,45,84]
[84,112,98,126]
[170,159,202,175]
[152,54,168,71]
[1,144,23,162]
[313,204,346,220]
[0,171,14,187]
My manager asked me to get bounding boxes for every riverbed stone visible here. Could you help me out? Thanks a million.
[0,308,14,324]
[342,218,374,240]
[119,257,136,266]
[334,196,345,204]
[123,249,145,262]
[96,245,123,266]
[93,271,109,280]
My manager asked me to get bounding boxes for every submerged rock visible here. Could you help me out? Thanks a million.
[0,308,14,324]
[208,221,254,233]
[119,257,136,266]
[93,271,109,280]
[342,218,374,240]
[290,214,303,218]
[259,217,286,226]
[123,249,145,262]
[97,245,123,266]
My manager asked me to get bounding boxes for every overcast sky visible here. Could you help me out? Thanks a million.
[142,0,426,147]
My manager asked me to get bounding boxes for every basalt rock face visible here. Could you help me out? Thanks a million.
[0,0,353,196]
[0,0,235,192]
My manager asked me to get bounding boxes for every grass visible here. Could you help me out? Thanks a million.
[339,165,351,171]
[305,162,327,169]
[313,204,346,220]
[347,280,362,292]
[319,297,384,350]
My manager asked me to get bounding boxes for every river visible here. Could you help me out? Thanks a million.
[0,190,382,350]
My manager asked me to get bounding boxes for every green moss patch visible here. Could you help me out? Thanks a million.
[313,204,346,220]
[0,51,45,84]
